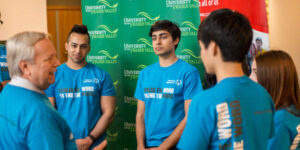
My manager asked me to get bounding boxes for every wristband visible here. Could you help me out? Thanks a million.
[88,134,97,144]
[0,82,3,92]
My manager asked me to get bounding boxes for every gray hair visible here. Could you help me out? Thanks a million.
[6,31,49,77]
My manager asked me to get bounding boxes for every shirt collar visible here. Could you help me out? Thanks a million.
[9,76,44,94]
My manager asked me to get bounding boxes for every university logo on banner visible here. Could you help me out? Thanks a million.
[124,12,160,27]
[84,0,118,14]
[177,49,201,64]
[124,64,147,79]
[89,25,118,39]
[124,122,136,132]
[87,50,118,64]
[124,96,138,106]
[180,21,198,36]
[123,38,153,53]
[166,0,199,9]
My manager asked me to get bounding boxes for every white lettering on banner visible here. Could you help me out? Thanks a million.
[216,102,232,140]
[89,30,107,35]
[124,43,146,50]
[166,0,191,5]
[290,124,300,150]
[124,18,147,24]
[85,5,106,11]
[87,55,107,60]
[199,0,219,7]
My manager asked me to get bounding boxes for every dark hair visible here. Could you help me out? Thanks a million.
[203,73,217,89]
[198,8,253,62]
[255,50,300,112]
[67,24,90,44]
[149,20,181,49]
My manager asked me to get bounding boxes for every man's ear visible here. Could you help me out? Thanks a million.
[65,42,68,51]
[19,60,31,76]
[207,41,217,56]
[173,37,179,46]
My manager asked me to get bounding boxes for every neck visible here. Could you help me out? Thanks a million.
[158,52,178,67]
[66,59,87,70]
[215,62,245,83]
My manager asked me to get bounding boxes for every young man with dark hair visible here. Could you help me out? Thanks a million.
[135,20,203,149]
[46,24,116,150]
[177,9,274,149]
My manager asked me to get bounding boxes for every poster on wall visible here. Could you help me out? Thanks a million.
[199,0,269,70]
[82,0,203,149]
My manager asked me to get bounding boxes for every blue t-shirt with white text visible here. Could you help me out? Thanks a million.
[45,63,115,148]
[178,76,275,150]
[134,59,203,147]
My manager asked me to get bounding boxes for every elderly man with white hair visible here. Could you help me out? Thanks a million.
[0,31,77,150]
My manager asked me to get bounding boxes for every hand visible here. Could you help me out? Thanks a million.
[76,137,93,150]
[148,146,167,150]
[137,146,146,150]
[92,139,107,150]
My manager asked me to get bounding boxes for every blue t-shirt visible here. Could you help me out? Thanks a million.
[45,63,115,148]
[0,45,10,82]
[178,76,275,150]
[0,84,77,150]
[134,59,203,147]
[268,106,300,150]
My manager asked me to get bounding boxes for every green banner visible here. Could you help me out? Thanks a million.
[82,0,204,149]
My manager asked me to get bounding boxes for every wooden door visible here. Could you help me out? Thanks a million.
[47,6,82,63]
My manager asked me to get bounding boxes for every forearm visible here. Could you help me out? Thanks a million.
[136,115,146,148]
[89,111,114,139]
[159,117,187,149]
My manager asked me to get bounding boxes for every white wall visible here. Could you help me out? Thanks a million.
[0,0,47,40]
[269,0,300,81]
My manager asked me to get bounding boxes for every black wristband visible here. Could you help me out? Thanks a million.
[0,82,3,92]
[88,134,97,144]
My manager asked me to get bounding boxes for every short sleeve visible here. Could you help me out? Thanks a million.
[177,96,214,149]
[100,72,116,96]
[45,82,55,98]
[134,70,144,101]
[183,70,203,100]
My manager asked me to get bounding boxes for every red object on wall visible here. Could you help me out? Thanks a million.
[199,0,268,33]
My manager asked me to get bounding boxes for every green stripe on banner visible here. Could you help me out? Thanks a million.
[82,0,204,149]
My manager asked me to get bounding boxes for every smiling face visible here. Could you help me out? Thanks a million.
[65,33,90,65]
[27,39,60,90]
[151,30,179,57]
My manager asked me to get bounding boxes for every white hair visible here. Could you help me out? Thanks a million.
[6,31,48,77]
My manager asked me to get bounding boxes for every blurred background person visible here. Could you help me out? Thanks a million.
[250,50,300,150]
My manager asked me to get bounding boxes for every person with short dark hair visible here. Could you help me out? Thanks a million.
[178,9,275,149]
[0,31,77,149]
[250,50,300,150]
[45,24,116,150]
[135,20,203,149]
